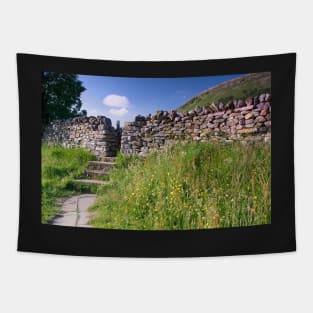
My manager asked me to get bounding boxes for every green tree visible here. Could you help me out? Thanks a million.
[42,72,86,125]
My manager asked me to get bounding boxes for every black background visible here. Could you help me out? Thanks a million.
[17,53,296,257]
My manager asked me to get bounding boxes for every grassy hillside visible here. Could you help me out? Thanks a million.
[90,142,271,230]
[178,72,271,112]
[41,145,96,223]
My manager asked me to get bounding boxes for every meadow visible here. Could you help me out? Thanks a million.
[89,141,271,230]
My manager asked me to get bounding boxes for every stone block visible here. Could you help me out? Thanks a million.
[245,112,254,120]
[237,128,258,134]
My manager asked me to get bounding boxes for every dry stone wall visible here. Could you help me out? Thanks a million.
[42,116,121,158]
[121,93,271,156]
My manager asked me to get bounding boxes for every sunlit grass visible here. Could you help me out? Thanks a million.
[90,141,271,230]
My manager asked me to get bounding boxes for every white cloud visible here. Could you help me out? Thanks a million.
[103,94,129,108]
[108,107,129,117]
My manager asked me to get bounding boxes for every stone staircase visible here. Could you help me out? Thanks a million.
[73,157,116,186]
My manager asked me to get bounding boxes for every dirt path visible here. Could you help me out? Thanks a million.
[51,194,97,227]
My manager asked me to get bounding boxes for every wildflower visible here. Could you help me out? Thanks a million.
[213,213,220,224]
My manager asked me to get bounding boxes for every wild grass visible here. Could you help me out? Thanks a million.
[90,142,271,230]
[41,145,96,223]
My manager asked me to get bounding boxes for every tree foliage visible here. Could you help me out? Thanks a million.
[42,72,86,125]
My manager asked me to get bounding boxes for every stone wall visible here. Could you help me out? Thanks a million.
[42,116,121,158]
[121,93,271,156]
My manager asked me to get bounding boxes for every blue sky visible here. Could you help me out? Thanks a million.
[78,73,245,127]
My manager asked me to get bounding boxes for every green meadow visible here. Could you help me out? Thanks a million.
[89,141,271,230]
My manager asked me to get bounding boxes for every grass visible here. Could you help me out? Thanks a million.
[41,145,96,223]
[178,72,271,112]
[90,141,271,230]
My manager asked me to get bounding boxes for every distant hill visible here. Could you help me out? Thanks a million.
[177,72,271,112]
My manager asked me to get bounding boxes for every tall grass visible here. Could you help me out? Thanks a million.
[90,142,271,230]
[41,145,95,223]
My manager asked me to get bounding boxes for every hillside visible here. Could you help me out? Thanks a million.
[177,72,271,112]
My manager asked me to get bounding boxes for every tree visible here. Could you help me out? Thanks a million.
[42,72,86,125]
[79,109,87,116]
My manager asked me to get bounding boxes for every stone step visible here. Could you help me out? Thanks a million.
[88,161,115,169]
[73,179,109,185]
[100,156,117,162]
[84,169,109,177]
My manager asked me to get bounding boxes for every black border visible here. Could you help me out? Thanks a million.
[17,53,296,257]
